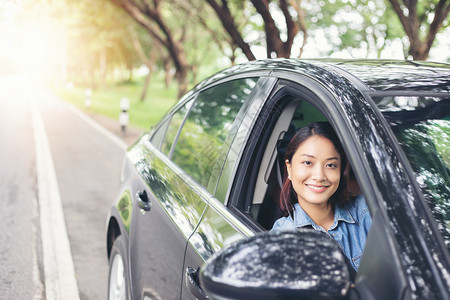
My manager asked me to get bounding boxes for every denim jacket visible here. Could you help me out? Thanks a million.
[271,195,372,271]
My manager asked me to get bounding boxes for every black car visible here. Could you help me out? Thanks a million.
[106,59,450,300]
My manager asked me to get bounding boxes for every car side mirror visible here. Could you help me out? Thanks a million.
[199,229,351,300]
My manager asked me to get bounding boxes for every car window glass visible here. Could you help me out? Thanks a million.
[377,96,450,249]
[150,116,170,149]
[171,78,258,191]
[160,99,194,156]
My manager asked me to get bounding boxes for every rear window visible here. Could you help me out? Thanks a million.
[376,96,450,248]
[171,78,258,192]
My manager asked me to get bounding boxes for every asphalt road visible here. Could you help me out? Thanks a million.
[0,73,142,299]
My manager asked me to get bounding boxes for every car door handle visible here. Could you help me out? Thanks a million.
[136,190,151,212]
[185,267,208,299]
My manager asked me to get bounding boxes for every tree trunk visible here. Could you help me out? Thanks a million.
[140,72,152,102]
[205,0,256,60]
[164,58,173,88]
[127,26,159,102]
[176,68,188,98]
[110,0,190,96]
[251,0,298,58]
[387,0,450,60]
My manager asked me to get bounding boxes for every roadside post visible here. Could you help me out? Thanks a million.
[84,88,92,109]
[119,97,130,135]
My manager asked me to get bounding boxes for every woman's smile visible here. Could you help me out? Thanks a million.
[305,183,331,192]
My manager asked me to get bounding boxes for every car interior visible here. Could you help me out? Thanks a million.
[230,87,338,230]
[252,99,328,229]
[236,90,449,298]
[234,86,366,232]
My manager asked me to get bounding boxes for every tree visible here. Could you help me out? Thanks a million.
[205,0,256,60]
[250,0,299,58]
[289,0,309,58]
[109,0,190,97]
[387,0,450,60]
[128,25,161,101]
[307,0,405,58]
[170,0,237,84]
[301,0,449,60]
[187,1,242,65]
[62,0,142,87]
[206,0,307,59]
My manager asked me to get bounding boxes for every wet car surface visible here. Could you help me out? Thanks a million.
[106,59,450,300]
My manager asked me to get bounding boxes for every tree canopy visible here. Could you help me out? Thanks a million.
[24,0,448,96]
[387,0,450,60]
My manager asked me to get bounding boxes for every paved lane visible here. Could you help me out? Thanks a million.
[0,74,42,299]
[0,73,142,299]
[37,88,127,300]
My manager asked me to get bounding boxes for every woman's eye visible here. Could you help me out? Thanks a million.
[302,161,312,166]
[326,163,338,168]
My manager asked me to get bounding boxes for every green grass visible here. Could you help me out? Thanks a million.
[54,76,179,130]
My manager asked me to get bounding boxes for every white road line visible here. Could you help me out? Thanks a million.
[32,193,44,300]
[32,101,80,300]
[65,102,128,150]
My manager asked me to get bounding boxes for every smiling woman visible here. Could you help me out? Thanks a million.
[271,122,372,273]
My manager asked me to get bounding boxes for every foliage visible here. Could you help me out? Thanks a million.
[297,0,449,60]
[61,0,143,87]
[303,0,404,58]
[107,0,231,97]
[36,0,449,106]
[205,0,312,59]
[386,0,450,60]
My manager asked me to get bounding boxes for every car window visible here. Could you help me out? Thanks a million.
[227,82,372,272]
[171,78,258,192]
[160,98,195,156]
[248,98,329,229]
[150,116,170,149]
[376,96,450,249]
[225,83,334,229]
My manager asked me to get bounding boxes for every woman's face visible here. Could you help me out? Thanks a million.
[286,135,341,208]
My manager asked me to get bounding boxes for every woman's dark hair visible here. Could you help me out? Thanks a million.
[279,122,350,216]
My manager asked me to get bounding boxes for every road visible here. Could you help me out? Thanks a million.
[0,74,142,300]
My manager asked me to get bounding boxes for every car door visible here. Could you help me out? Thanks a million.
[129,76,265,300]
[127,94,208,300]
[353,94,450,299]
[227,76,450,299]
[183,74,390,298]
[180,76,277,299]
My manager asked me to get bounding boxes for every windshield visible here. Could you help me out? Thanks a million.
[375,96,450,249]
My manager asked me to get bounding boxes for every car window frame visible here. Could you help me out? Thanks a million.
[213,76,277,205]
[149,115,171,150]
[371,93,450,246]
[224,77,377,226]
[170,77,261,192]
[222,76,421,297]
[156,76,272,195]
[151,93,197,154]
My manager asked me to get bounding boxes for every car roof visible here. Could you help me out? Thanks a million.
[313,59,450,93]
[202,59,450,94]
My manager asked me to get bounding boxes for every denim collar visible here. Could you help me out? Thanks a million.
[292,203,356,231]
